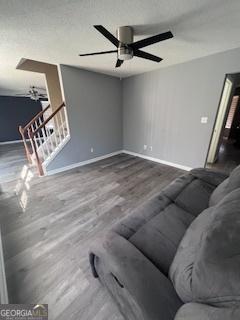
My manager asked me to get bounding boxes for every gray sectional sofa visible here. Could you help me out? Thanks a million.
[89,166,240,320]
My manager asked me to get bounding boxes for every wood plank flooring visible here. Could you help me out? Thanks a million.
[0,143,184,320]
[0,143,29,184]
[206,139,240,174]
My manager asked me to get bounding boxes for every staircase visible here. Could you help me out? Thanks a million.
[19,102,70,176]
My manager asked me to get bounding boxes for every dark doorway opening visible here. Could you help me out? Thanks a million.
[206,73,240,173]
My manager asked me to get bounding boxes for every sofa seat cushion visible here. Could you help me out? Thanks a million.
[163,174,215,217]
[170,188,240,306]
[129,203,195,275]
[173,179,215,216]
[113,194,171,239]
[209,164,240,207]
[115,171,217,276]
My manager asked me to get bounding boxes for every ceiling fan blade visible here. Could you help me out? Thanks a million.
[131,31,173,50]
[94,25,119,47]
[79,50,117,57]
[115,59,123,68]
[134,50,162,63]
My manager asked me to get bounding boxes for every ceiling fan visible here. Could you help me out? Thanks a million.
[79,25,173,68]
[16,86,47,101]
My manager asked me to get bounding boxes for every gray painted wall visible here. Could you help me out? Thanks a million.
[47,65,122,172]
[123,47,240,168]
[0,96,42,142]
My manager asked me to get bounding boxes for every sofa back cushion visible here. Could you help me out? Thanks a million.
[170,188,240,306]
[228,164,240,190]
[209,165,240,206]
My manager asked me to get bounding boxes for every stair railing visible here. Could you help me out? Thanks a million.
[30,102,68,175]
[19,102,69,176]
[19,104,50,164]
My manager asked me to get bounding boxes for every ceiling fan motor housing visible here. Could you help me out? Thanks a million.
[117,26,133,60]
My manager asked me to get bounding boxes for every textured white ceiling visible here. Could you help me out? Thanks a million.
[1,0,240,95]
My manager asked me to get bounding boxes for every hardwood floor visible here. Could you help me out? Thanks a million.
[0,143,184,320]
[0,143,29,184]
[206,138,240,174]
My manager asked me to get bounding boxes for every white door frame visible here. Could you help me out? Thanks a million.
[207,76,234,164]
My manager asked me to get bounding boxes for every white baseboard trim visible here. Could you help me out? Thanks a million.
[46,150,123,176]
[122,150,192,171]
[45,149,192,176]
[0,139,24,145]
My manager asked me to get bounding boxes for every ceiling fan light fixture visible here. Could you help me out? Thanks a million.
[118,46,133,60]
[117,26,134,60]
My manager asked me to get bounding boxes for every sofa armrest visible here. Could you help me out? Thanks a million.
[174,303,240,320]
[190,168,228,187]
[90,232,182,320]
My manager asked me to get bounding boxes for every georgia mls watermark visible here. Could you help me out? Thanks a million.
[0,304,48,320]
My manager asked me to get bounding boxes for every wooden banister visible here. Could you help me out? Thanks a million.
[18,104,50,165]
[19,125,32,163]
[27,128,44,176]
[22,104,50,132]
[19,101,68,176]
[32,102,65,136]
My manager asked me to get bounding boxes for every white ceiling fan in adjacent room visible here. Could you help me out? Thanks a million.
[16,86,47,101]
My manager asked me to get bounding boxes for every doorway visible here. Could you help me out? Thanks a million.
[206,73,240,173]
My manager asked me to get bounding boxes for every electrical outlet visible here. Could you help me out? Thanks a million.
[150,146,153,151]
[201,117,208,124]
[91,148,94,153]
[143,145,147,150]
